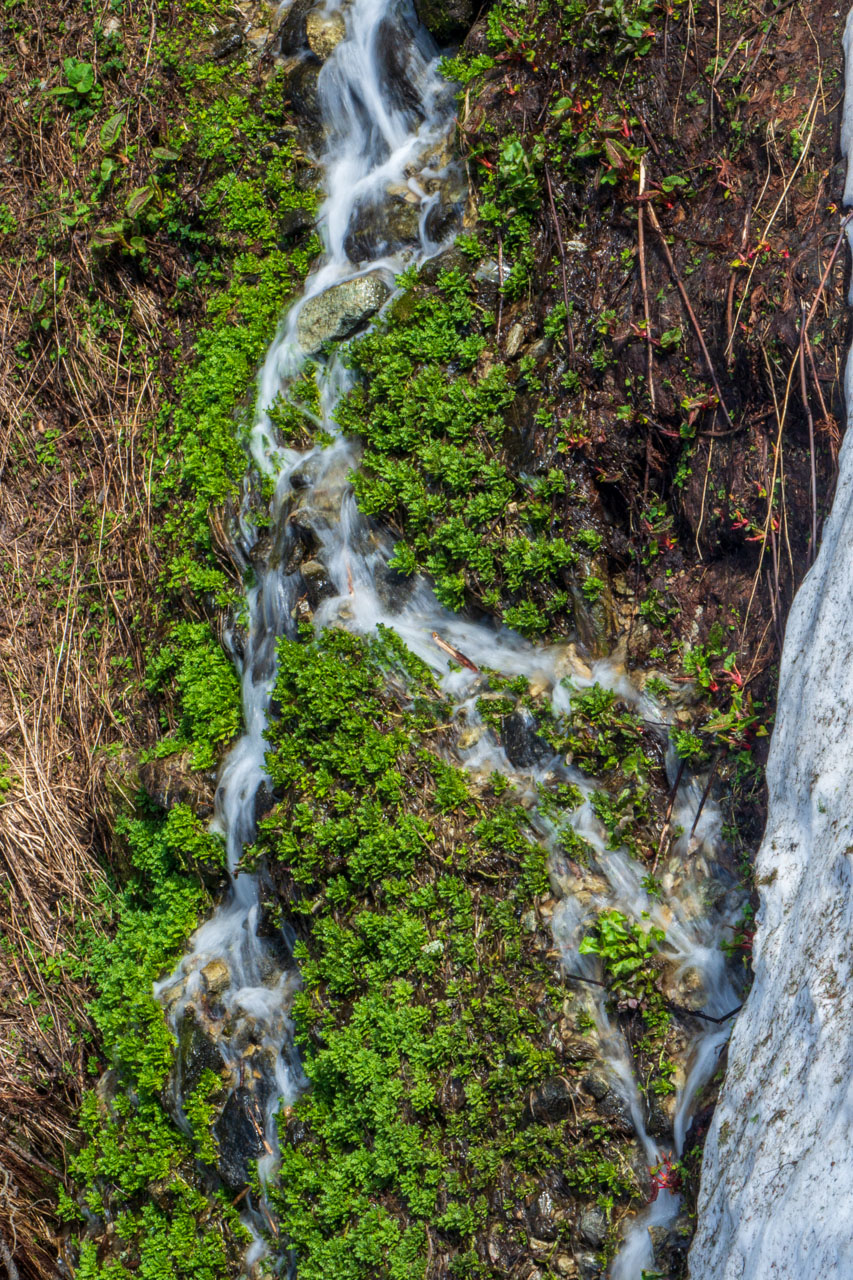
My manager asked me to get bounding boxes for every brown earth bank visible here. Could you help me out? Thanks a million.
[0,0,847,1276]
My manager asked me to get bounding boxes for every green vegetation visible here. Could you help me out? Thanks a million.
[61,804,244,1280]
[25,3,323,1276]
[253,627,645,1278]
[339,268,578,633]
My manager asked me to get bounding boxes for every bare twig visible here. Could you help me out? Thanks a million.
[646,203,734,429]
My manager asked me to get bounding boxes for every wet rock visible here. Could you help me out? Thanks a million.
[210,25,244,59]
[277,0,316,55]
[548,851,577,900]
[201,959,230,999]
[287,504,324,552]
[522,1074,573,1125]
[501,709,552,770]
[280,55,323,136]
[296,272,391,353]
[138,751,216,819]
[300,558,337,607]
[344,193,421,262]
[289,454,324,490]
[527,1187,559,1242]
[413,0,475,43]
[669,963,707,1012]
[214,1084,270,1190]
[418,244,468,286]
[571,564,616,658]
[374,559,415,613]
[575,1252,602,1280]
[486,1228,522,1271]
[95,1068,120,1120]
[581,1070,609,1101]
[438,1075,465,1114]
[254,780,277,826]
[376,15,425,117]
[305,7,346,59]
[423,163,466,235]
[177,1009,226,1099]
[596,1089,636,1136]
[649,1211,692,1272]
[278,204,316,241]
[282,1107,311,1147]
[645,1095,673,1140]
[578,1206,607,1249]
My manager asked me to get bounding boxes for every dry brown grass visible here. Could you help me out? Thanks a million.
[0,1,195,1271]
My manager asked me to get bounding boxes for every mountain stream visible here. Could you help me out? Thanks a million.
[155,0,747,1272]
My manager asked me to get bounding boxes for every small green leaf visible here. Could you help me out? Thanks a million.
[151,146,179,162]
[125,186,154,218]
[100,111,124,150]
[63,57,95,95]
[99,157,117,183]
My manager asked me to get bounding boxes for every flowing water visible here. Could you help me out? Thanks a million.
[155,0,747,1272]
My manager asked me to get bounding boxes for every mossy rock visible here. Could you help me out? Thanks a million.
[413,0,475,43]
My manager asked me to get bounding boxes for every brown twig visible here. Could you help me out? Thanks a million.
[544,165,574,358]
[645,203,734,430]
[637,160,655,413]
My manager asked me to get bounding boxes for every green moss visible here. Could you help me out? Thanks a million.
[64,803,245,1279]
[337,271,579,634]
[145,621,241,770]
[253,628,644,1279]
[59,14,323,1279]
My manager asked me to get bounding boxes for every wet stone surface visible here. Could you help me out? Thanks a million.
[214,1083,271,1190]
[296,272,392,352]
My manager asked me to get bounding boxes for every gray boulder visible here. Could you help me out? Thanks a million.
[296,272,391,352]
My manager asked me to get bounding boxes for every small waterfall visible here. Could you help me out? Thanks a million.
[155,0,748,1272]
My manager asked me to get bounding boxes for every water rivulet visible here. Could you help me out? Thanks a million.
[157,1,746,1272]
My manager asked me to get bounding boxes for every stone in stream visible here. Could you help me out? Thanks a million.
[200,958,230,999]
[649,1212,692,1273]
[214,1082,271,1190]
[344,193,422,262]
[300,558,337,607]
[296,272,391,352]
[375,559,416,613]
[176,1007,227,1099]
[376,15,427,118]
[305,7,346,58]
[500,708,552,770]
[276,0,317,55]
[279,55,323,140]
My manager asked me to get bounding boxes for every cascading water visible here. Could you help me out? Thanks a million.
[156,1,748,1273]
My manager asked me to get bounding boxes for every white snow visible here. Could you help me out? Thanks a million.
[689,16,853,1270]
